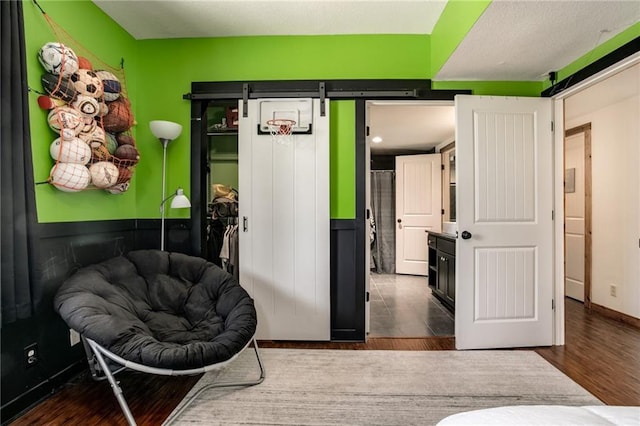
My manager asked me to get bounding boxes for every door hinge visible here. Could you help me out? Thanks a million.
[441,164,445,171]
[551,121,554,132]
[366,126,370,137]
[551,210,555,220]
[552,299,556,310]
[366,291,370,302]
[441,209,445,215]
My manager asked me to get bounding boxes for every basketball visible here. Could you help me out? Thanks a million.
[70,69,104,98]
[72,95,100,118]
[37,95,66,110]
[116,133,135,146]
[95,70,121,102]
[89,161,119,188]
[77,57,93,70]
[114,144,139,163]
[103,97,134,133]
[116,165,134,182]
[49,137,91,165]
[41,73,77,103]
[38,42,78,77]
[50,163,91,192]
[47,107,83,136]
[90,144,111,163]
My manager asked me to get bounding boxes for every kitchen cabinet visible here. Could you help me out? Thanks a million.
[427,231,456,312]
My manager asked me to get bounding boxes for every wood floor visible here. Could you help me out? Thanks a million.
[9,298,639,425]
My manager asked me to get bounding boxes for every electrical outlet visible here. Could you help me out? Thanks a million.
[24,343,38,368]
[610,284,617,297]
[69,329,81,346]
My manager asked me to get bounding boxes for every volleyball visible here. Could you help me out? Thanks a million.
[49,137,91,165]
[70,69,104,98]
[38,42,79,77]
[89,161,119,188]
[47,107,83,136]
[50,163,91,192]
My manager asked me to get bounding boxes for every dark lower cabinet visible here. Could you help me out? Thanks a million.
[427,232,456,312]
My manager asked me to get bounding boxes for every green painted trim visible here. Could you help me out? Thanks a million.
[432,80,543,97]
[430,0,492,77]
[543,22,640,89]
[330,101,356,219]
[23,0,138,223]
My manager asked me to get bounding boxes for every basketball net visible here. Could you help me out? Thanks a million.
[266,119,296,145]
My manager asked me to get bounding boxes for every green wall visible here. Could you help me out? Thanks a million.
[430,0,492,77]
[23,0,139,223]
[134,35,431,219]
[22,1,639,223]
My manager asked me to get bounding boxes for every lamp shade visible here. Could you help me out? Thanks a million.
[150,120,182,141]
[170,188,191,209]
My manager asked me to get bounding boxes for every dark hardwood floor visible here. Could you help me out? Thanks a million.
[8,298,639,425]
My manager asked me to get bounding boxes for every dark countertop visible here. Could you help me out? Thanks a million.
[427,231,457,241]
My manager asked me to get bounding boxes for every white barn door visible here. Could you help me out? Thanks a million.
[455,95,554,349]
[238,98,330,340]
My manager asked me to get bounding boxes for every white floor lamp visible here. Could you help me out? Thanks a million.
[150,120,191,251]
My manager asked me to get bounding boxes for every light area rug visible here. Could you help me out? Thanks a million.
[168,348,601,425]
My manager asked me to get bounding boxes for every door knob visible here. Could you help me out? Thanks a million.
[461,231,472,240]
[397,219,402,223]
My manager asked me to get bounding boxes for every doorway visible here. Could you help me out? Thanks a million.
[366,101,455,338]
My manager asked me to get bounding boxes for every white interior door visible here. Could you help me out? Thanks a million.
[395,154,442,275]
[455,95,554,350]
[564,131,586,302]
[238,98,330,341]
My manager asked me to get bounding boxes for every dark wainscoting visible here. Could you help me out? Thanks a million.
[330,219,365,341]
[0,218,189,424]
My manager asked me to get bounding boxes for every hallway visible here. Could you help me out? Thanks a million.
[369,273,454,337]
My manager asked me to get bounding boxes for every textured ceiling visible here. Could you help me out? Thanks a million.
[437,0,640,81]
[92,0,448,39]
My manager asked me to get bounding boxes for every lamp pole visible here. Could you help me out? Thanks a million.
[160,138,170,251]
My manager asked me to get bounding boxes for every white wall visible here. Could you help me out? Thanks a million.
[565,64,640,319]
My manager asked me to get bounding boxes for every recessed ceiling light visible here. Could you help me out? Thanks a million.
[372,136,383,144]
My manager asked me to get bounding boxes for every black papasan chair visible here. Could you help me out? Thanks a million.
[54,249,265,426]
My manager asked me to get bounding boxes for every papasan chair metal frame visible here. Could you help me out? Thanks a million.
[54,250,265,426]
[84,335,264,425]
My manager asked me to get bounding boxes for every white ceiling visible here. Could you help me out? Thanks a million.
[437,0,640,81]
[367,102,455,153]
[92,0,447,39]
[92,0,639,152]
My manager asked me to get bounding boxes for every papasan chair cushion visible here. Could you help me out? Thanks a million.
[54,249,257,370]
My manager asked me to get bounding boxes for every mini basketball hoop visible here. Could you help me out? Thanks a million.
[266,119,296,145]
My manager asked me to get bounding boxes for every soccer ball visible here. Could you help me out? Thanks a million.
[105,181,130,195]
[79,125,105,149]
[70,69,104,98]
[41,73,77,102]
[95,70,121,101]
[89,161,119,188]
[38,42,78,77]
[47,107,83,136]
[50,163,91,192]
[72,95,100,118]
[49,137,91,165]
